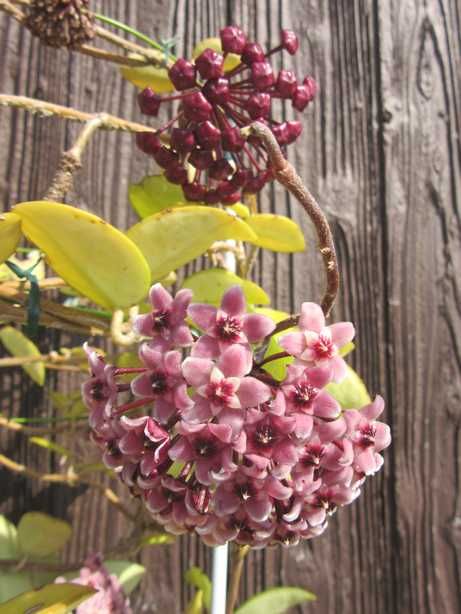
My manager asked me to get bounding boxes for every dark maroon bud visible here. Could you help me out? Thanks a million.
[281,29,299,55]
[292,84,311,111]
[216,180,236,196]
[182,182,206,201]
[220,26,247,54]
[241,42,265,65]
[195,121,221,149]
[138,88,162,116]
[285,120,302,144]
[244,173,267,193]
[231,169,251,189]
[135,132,161,155]
[219,189,241,204]
[170,128,196,153]
[204,189,221,204]
[251,62,275,91]
[303,76,318,100]
[168,58,197,90]
[209,158,234,180]
[164,163,188,185]
[271,122,289,146]
[195,48,224,80]
[182,91,213,121]
[154,146,179,168]
[189,148,214,170]
[276,69,297,98]
[222,126,245,152]
[245,92,271,119]
[202,77,230,105]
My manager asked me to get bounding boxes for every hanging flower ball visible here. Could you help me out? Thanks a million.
[82,285,390,548]
[135,27,317,205]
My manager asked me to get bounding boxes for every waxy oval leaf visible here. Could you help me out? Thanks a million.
[326,364,371,409]
[235,587,315,614]
[14,201,150,309]
[182,268,269,305]
[245,214,305,252]
[120,62,175,92]
[17,512,72,557]
[0,326,45,386]
[104,561,146,595]
[0,516,19,561]
[129,174,185,218]
[0,583,95,614]
[127,206,257,280]
[0,212,21,264]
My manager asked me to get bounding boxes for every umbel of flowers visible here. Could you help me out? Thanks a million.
[83,285,391,548]
[136,26,317,204]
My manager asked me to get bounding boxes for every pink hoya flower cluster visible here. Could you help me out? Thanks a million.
[55,554,132,613]
[136,26,317,204]
[83,284,391,548]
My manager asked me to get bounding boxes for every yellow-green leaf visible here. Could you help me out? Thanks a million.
[129,174,186,218]
[127,206,257,281]
[14,201,150,309]
[261,334,294,381]
[235,587,315,614]
[0,582,95,614]
[182,268,269,306]
[120,60,175,92]
[245,214,305,252]
[326,364,371,409]
[17,513,72,558]
[252,307,290,323]
[192,37,240,72]
[29,437,74,459]
[186,590,204,614]
[227,203,250,219]
[0,326,45,386]
[0,249,45,283]
[138,532,175,547]
[0,516,19,561]
[104,561,146,595]
[185,567,211,610]
[0,212,21,265]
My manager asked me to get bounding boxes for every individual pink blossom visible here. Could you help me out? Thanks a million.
[189,285,275,358]
[279,302,355,381]
[281,364,340,419]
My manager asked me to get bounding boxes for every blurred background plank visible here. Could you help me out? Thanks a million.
[0,1,459,612]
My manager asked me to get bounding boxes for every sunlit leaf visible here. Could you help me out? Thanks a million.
[129,174,186,218]
[0,213,21,265]
[235,587,316,614]
[261,333,294,381]
[120,58,175,92]
[104,561,146,595]
[245,214,305,252]
[252,308,290,323]
[17,513,72,558]
[192,37,240,72]
[339,341,355,357]
[186,589,204,614]
[0,573,35,606]
[0,326,45,386]
[326,364,371,409]
[14,201,150,309]
[29,437,74,459]
[0,582,95,614]
[185,567,211,610]
[0,516,19,561]
[182,268,269,306]
[127,206,257,281]
[0,250,45,283]
[138,532,175,547]
[227,203,250,219]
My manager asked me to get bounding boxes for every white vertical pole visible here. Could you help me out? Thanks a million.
[211,543,229,614]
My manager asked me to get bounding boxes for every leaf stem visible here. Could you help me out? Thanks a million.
[226,544,250,614]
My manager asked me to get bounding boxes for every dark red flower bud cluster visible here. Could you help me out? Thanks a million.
[136,26,317,204]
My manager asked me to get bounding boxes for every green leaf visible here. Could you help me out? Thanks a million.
[192,37,240,72]
[339,341,355,357]
[104,561,146,595]
[0,582,95,613]
[252,307,290,323]
[0,516,19,561]
[326,364,371,409]
[261,334,294,381]
[129,175,186,218]
[245,214,305,252]
[186,589,204,614]
[138,532,175,547]
[185,567,211,610]
[120,61,175,92]
[17,513,72,558]
[0,572,36,605]
[29,437,74,459]
[0,326,45,386]
[182,269,269,306]
[127,206,257,281]
[14,201,150,309]
[236,587,316,614]
[0,212,21,265]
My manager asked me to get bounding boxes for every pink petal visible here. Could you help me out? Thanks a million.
[131,373,154,397]
[170,288,193,324]
[195,459,213,485]
[164,350,181,376]
[218,408,245,437]
[191,335,220,358]
[188,303,217,331]
[209,422,232,443]
[118,431,143,455]
[218,344,252,378]
[329,322,355,348]
[313,391,341,419]
[172,324,194,347]
[298,302,325,332]
[134,313,155,337]
[361,395,385,419]
[237,377,271,408]
[182,397,212,423]
[215,489,240,516]
[374,423,392,451]
[182,357,213,387]
[174,384,194,410]
[246,495,272,522]
[316,415,347,441]
[120,415,147,430]
[221,285,246,316]
[266,390,286,415]
[139,344,162,369]
[354,448,379,475]
[293,413,313,439]
[154,399,177,423]
[242,313,275,343]
[279,332,306,356]
[304,365,332,388]
[330,356,348,382]
[150,283,173,311]
[273,440,298,465]
[266,476,292,500]
[168,437,193,461]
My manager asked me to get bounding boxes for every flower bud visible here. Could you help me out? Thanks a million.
[220,26,247,54]
[169,58,197,90]
[281,29,299,55]
[195,49,224,80]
